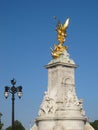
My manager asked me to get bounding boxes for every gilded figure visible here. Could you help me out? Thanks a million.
[51,18,70,59]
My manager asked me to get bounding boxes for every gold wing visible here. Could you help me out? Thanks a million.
[63,18,70,29]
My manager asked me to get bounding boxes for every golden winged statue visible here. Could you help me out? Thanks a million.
[51,18,70,59]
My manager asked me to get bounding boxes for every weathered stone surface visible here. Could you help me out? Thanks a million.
[30,124,38,130]
[85,122,95,130]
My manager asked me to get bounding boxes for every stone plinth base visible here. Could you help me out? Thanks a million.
[36,116,85,130]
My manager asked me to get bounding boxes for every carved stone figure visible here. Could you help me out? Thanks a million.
[79,99,86,116]
[38,92,57,116]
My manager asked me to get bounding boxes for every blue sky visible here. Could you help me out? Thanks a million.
[0,0,98,129]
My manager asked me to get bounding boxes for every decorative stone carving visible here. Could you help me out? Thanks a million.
[63,83,79,108]
[38,92,57,116]
[79,99,86,116]
[49,50,75,65]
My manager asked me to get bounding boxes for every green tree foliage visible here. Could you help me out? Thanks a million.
[90,120,98,130]
[0,123,4,130]
[5,120,25,130]
[0,113,3,130]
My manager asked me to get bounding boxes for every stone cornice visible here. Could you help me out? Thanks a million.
[45,62,78,69]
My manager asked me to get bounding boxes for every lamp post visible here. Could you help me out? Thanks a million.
[4,79,22,130]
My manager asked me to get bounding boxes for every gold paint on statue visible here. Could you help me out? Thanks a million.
[51,18,70,59]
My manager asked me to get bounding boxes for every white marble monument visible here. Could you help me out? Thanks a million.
[31,18,94,130]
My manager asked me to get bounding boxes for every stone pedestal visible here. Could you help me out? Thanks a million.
[31,50,94,130]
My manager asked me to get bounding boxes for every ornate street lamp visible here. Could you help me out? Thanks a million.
[4,79,22,130]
